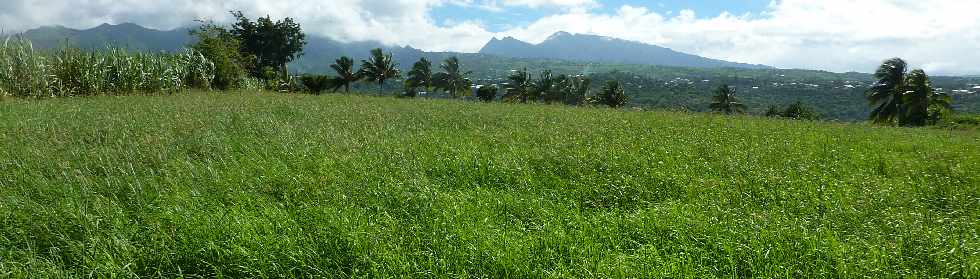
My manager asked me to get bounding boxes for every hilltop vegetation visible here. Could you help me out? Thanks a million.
[1,92,977,277]
[12,23,980,120]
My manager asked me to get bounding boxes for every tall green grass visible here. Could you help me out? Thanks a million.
[0,38,215,97]
[0,92,977,277]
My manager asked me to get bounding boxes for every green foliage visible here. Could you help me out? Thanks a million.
[189,21,251,90]
[868,58,952,126]
[433,56,472,98]
[503,68,534,103]
[596,80,629,108]
[710,85,747,114]
[765,105,782,117]
[403,58,433,98]
[230,11,307,75]
[1,92,977,277]
[475,84,497,102]
[869,58,908,124]
[406,58,433,91]
[0,37,214,97]
[358,49,401,95]
[299,75,332,95]
[329,56,359,93]
[766,102,825,121]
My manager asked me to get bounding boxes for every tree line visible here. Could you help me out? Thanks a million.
[705,58,954,126]
[190,12,954,127]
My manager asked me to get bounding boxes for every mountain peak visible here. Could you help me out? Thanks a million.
[545,31,573,41]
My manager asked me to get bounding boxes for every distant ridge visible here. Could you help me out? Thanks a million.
[480,32,770,69]
[16,23,192,51]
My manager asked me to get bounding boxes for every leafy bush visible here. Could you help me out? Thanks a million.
[189,22,251,90]
[476,84,497,102]
[782,102,821,120]
[299,75,332,95]
[595,80,629,108]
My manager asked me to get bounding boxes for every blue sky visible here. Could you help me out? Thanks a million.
[433,1,773,32]
[2,0,979,74]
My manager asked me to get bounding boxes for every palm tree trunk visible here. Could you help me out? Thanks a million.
[379,81,384,95]
[345,83,350,93]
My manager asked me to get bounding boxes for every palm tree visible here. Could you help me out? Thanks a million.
[709,85,746,114]
[406,57,433,96]
[503,68,533,102]
[433,56,472,98]
[534,70,557,103]
[597,80,628,108]
[868,58,950,126]
[329,56,359,93]
[868,58,909,124]
[927,91,953,125]
[563,75,591,105]
[901,69,933,126]
[359,48,400,95]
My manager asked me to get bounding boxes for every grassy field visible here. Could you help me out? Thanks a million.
[1,92,978,277]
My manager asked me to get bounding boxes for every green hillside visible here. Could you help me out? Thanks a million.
[1,92,977,277]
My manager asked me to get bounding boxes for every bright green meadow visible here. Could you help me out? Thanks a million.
[0,92,978,277]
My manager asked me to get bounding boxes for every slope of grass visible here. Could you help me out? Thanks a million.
[1,92,978,277]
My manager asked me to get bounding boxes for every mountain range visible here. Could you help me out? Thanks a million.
[9,23,768,72]
[480,32,769,69]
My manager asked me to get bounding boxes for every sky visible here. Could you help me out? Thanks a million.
[1,0,979,75]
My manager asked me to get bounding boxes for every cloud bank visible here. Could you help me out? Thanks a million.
[1,0,978,74]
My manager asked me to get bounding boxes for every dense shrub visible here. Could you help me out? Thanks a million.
[299,75,332,95]
[189,23,251,90]
[476,84,497,102]
[0,38,214,97]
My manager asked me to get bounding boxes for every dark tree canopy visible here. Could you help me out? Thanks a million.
[358,48,400,95]
[476,85,498,102]
[597,80,629,108]
[868,58,908,124]
[433,56,472,98]
[709,85,747,114]
[230,11,307,75]
[503,68,534,103]
[406,58,433,96]
[330,56,360,93]
[867,58,952,126]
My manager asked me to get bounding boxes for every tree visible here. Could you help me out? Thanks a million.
[534,70,558,103]
[709,85,746,114]
[405,57,433,96]
[476,85,498,102]
[503,68,534,103]
[868,58,908,124]
[782,102,820,120]
[597,80,629,108]
[563,76,591,106]
[358,48,400,95]
[188,21,250,90]
[433,56,472,98]
[927,91,953,125]
[765,105,782,117]
[230,11,307,76]
[329,56,359,93]
[299,75,332,95]
[868,58,951,126]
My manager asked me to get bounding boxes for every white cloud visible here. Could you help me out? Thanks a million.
[491,0,980,75]
[1,0,978,74]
